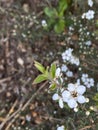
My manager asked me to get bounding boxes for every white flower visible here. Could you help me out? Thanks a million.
[87,10,95,20]
[86,10,95,20]
[87,32,90,35]
[88,0,93,7]
[86,98,89,103]
[81,74,88,82]
[26,115,31,121]
[61,64,68,72]
[76,79,80,85]
[41,20,47,27]
[62,48,73,62]
[69,26,74,31]
[59,98,64,109]
[82,13,86,19]
[55,68,63,85]
[66,71,73,77]
[62,48,80,66]
[84,78,94,88]
[77,95,86,103]
[74,107,78,112]
[57,125,65,130]
[70,56,80,66]
[90,106,94,110]
[68,98,78,108]
[81,74,94,88]
[85,41,92,46]
[62,83,86,108]
[82,10,95,20]
[56,68,61,77]
[52,93,64,108]
[52,93,59,100]
[86,111,90,116]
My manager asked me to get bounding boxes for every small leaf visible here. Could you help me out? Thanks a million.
[33,74,48,84]
[65,18,73,26]
[96,20,98,27]
[58,0,68,17]
[95,123,98,130]
[93,93,98,101]
[54,19,65,33]
[50,63,56,79]
[34,61,45,73]
[44,7,58,18]
[49,83,56,90]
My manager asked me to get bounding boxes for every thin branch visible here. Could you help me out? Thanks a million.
[0,100,22,130]
[79,125,95,130]
[0,81,48,130]
[0,77,11,84]
[21,81,48,111]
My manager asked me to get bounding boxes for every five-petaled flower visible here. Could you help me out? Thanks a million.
[62,83,86,108]
[82,10,95,20]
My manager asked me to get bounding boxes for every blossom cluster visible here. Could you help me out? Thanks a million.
[52,82,86,110]
[82,0,95,20]
[61,64,73,77]
[39,0,97,129]
[81,74,94,88]
[52,47,95,111]
[82,10,95,20]
[62,48,80,66]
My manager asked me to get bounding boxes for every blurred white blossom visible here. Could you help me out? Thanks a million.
[66,71,73,77]
[41,20,47,27]
[61,64,68,72]
[57,125,65,130]
[81,74,94,88]
[52,93,64,108]
[85,41,92,46]
[56,68,61,77]
[62,48,73,62]
[88,0,93,7]
[62,48,80,66]
[82,10,95,20]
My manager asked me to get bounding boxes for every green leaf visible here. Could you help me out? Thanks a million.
[34,61,45,73]
[58,0,68,17]
[96,20,98,27]
[44,66,49,76]
[49,83,56,90]
[47,18,55,28]
[44,7,58,18]
[93,93,98,101]
[54,19,65,33]
[65,18,73,26]
[33,74,48,84]
[50,63,56,79]
[95,123,98,130]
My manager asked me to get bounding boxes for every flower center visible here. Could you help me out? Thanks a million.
[71,91,78,97]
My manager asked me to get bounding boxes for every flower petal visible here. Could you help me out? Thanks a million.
[52,93,59,100]
[77,85,86,94]
[62,90,71,102]
[67,99,78,108]
[68,83,75,92]
[61,64,68,72]
[59,98,64,108]
[56,68,61,77]
[77,95,86,104]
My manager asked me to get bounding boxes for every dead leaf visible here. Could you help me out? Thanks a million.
[17,58,24,66]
